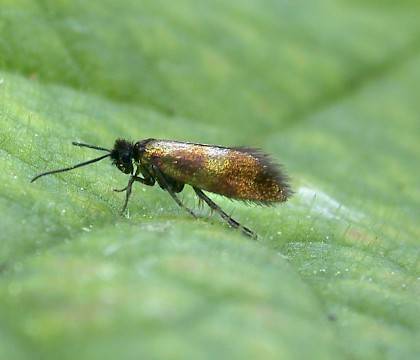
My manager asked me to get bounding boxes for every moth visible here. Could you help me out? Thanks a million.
[32,138,292,239]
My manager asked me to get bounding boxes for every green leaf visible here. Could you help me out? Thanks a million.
[1,0,419,359]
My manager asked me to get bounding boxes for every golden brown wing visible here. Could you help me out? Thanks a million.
[143,140,292,204]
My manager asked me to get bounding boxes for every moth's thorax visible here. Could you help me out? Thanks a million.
[133,138,155,164]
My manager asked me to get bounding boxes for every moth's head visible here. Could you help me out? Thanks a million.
[110,139,135,174]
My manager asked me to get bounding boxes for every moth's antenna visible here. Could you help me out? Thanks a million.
[72,142,111,152]
[31,142,112,183]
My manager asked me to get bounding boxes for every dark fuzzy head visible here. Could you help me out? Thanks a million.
[110,139,135,174]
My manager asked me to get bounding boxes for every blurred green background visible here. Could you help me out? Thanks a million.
[0,0,419,359]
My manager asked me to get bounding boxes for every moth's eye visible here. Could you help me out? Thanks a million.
[120,153,131,164]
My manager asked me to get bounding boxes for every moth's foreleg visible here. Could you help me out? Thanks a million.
[115,173,155,214]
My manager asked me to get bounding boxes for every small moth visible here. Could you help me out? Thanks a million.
[32,139,292,239]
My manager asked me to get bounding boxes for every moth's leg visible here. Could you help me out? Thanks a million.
[115,167,156,213]
[113,186,129,193]
[193,187,258,240]
[151,164,197,219]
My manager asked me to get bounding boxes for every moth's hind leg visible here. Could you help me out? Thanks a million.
[193,187,258,240]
